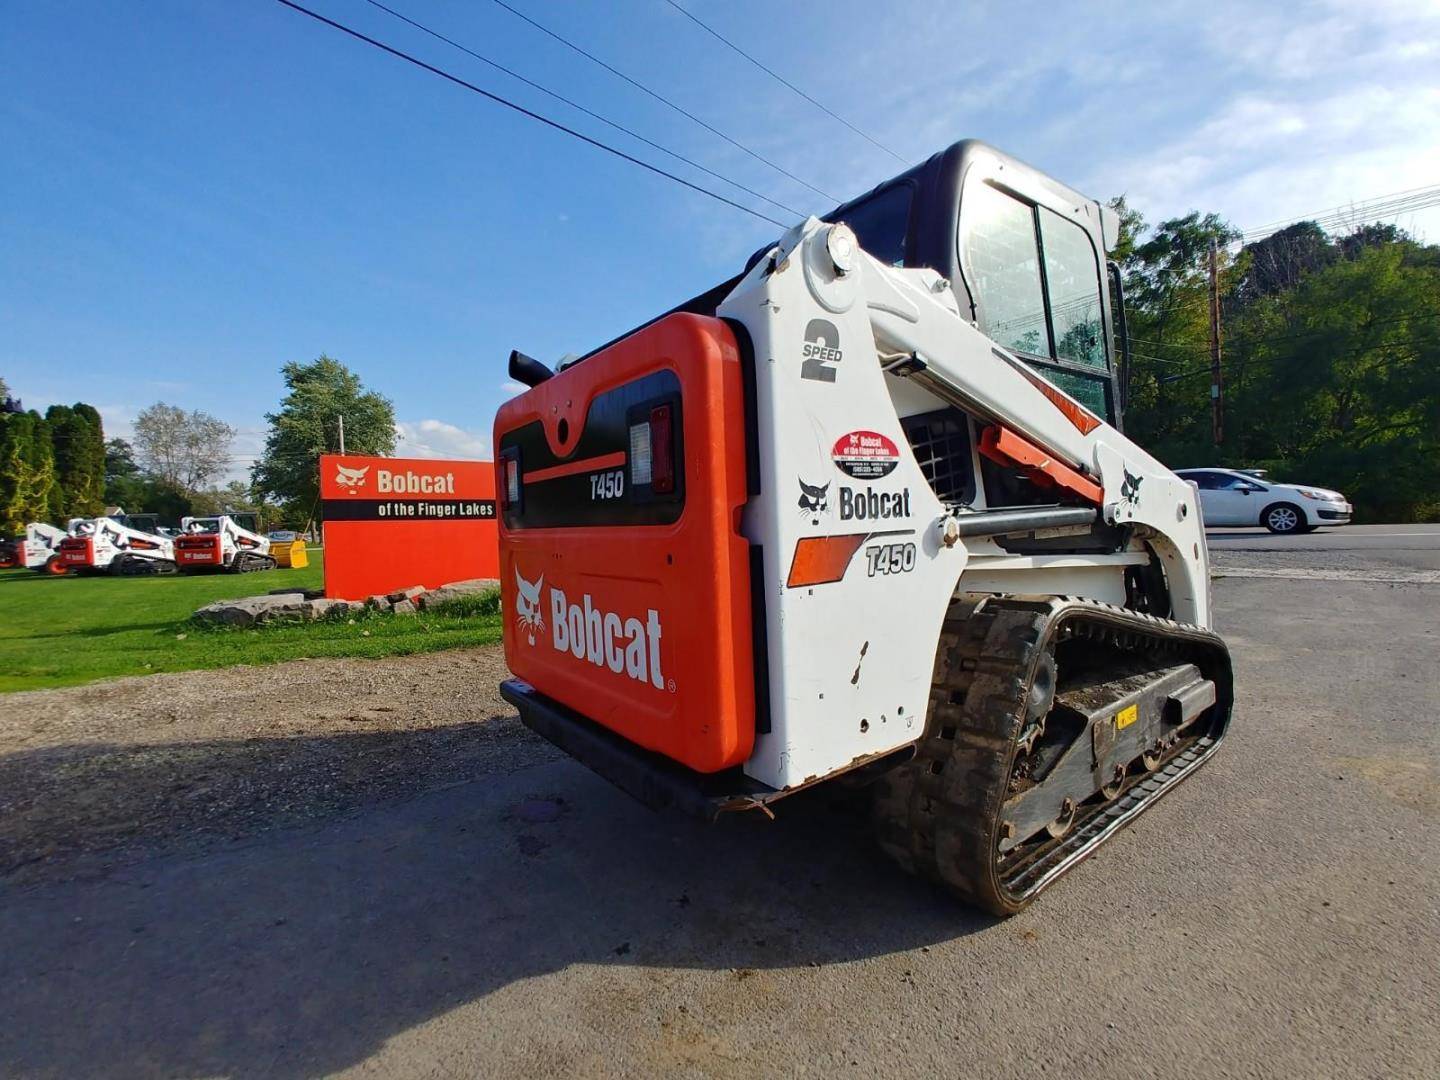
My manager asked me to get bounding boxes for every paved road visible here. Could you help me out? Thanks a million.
[1207,523,1440,571]
[3,565,1437,1077]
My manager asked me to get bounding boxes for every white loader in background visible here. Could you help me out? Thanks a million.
[55,514,177,575]
[174,513,277,573]
[0,522,69,574]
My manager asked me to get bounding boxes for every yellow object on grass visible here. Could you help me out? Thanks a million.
[273,540,309,569]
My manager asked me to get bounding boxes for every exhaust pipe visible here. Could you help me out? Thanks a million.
[509,350,554,387]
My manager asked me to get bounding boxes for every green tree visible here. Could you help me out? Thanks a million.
[1114,205,1440,522]
[0,411,60,532]
[252,355,396,523]
[1222,242,1440,520]
[190,480,280,524]
[1235,221,1336,305]
[46,403,107,517]
[102,436,192,522]
[1113,209,1242,460]
[103,438,145,511]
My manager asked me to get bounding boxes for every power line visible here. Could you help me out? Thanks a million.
[360,0,804,219]
[1130,309,1440,356]
[1155,337,1422,385]
[1238,186,1440,243]
[661,0,908,166]
[484,0,836,202]
[1239,184,1440,239]
[269,0,788,228]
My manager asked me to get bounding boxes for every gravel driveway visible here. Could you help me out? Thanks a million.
[0,647,557,884]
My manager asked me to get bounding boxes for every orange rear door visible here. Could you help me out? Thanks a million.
[495,314,754,774]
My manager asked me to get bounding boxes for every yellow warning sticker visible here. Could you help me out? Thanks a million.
[1116,704,1139,730]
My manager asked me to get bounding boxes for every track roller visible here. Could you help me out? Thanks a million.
[872,595,1232,916]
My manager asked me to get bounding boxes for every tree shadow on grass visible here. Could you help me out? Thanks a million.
[16,621,179,641]
[0,724,990,1078]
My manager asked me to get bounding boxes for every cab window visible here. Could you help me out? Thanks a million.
[1039,209,1105,369]
[836,183,912,267]
[960,180,1115,419]
[959,182,1049,356]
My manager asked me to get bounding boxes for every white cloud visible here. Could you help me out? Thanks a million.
[394,419,492,462]
[1088,81,1440,241]
[738,0,1440,245]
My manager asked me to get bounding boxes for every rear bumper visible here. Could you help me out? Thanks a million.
[501,678,770,820]
[500,678,914,820]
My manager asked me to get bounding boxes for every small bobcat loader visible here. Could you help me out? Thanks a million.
[0,522,69,573]
[174,514,276,572]
[56,514,176,575]
[494,141,1233,915]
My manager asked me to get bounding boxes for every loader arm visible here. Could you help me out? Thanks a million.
[717,217,1215,791]
[849,225,1212,627]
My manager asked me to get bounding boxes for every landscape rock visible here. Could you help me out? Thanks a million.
[304,598,355,620]
[193,593,308,628]
[269,587,326,600]
[388,585,426,603]
[441,577,501,594]
[392,599,417,616]
[367,595,393,612]
[417,578,500,610]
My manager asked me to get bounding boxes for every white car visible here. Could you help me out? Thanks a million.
[1175,469,1353,534]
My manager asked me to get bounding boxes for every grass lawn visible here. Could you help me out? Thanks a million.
[0,553,504,693]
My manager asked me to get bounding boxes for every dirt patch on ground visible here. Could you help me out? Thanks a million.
[0,646,554,885]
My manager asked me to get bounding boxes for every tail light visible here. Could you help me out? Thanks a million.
[628,404,676,494]
[649,405,675,495]
[498,449,521,512]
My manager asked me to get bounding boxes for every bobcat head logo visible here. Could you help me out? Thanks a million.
[1121,468,1143,505]
[335,464,370,489]
[797,478,830,517]
[514,568,545,645]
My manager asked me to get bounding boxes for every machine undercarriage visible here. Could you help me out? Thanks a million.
[873,596,1231,914]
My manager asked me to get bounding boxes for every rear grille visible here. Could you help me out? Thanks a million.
[900,407,975,506]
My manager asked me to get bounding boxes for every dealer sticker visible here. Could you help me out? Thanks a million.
[832,430,900,480]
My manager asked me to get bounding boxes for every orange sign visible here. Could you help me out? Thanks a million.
[319,454,498,600]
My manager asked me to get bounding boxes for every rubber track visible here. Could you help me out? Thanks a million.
[872,595,1232,916]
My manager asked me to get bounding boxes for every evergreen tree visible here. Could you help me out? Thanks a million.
[46,403,106,518]
[0,411,60,532]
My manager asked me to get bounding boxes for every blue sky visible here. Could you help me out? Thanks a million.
[4,0,1438,476]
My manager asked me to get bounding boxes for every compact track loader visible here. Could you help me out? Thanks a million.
[495,141,1233,915]
[174,514,276,572]
[56,514,177,575]
[0,522,68,573]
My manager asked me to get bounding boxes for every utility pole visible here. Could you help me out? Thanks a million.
[337,414,346,455]
[1207,239,1224,445]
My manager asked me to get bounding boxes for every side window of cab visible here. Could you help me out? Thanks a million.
[959,180,1113,421]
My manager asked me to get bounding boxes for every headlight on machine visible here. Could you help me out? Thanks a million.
[1296,488,1328,500]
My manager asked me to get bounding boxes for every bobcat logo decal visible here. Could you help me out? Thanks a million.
[797,478,830,517]
[514,568,546,645]
[1121,468,1143,505]
[335,464,370,489]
